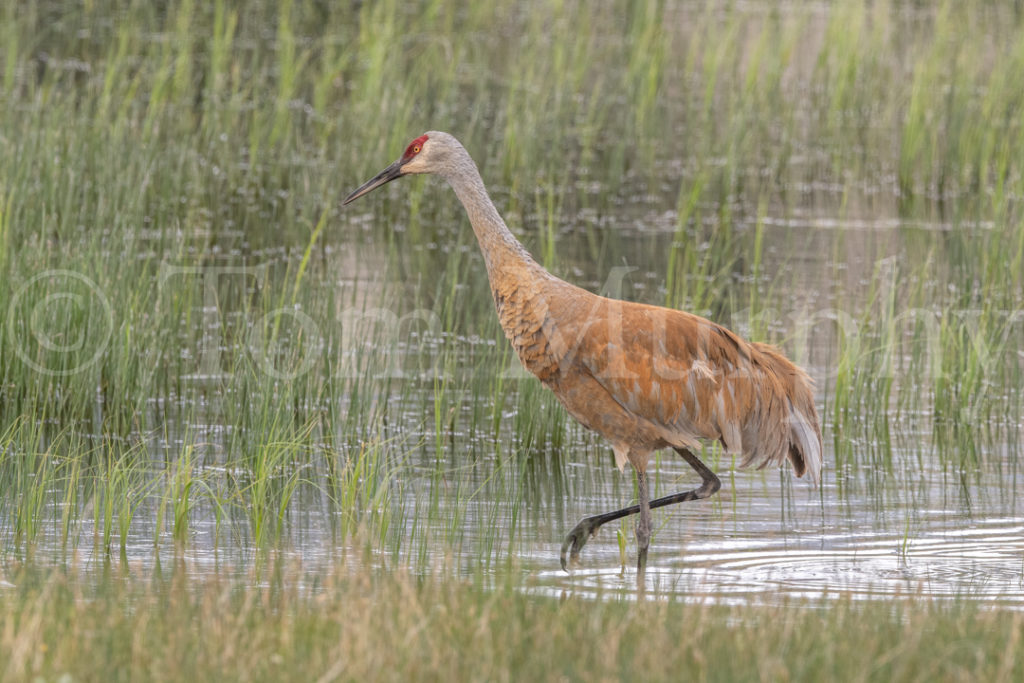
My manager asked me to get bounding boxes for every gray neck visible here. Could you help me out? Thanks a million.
[440,151,540,279]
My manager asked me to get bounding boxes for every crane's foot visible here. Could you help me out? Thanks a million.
[559,516,604,572]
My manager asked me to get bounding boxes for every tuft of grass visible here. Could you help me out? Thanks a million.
[0,564,1022,682]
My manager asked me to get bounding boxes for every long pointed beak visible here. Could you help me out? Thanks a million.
[343,159,404,205]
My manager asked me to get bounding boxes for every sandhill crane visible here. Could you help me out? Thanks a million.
[344,132,822,580]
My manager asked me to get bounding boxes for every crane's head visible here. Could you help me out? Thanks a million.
[343,132,450,205]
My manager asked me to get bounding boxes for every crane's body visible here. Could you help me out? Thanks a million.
[344,131,822,580]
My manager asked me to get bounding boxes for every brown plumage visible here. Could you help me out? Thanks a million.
[344,131,823,580]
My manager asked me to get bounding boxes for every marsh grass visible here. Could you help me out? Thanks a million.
[1,562,1023,682]
[0,0,1021,633]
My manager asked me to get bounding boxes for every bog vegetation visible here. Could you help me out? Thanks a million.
[0,1,1022,679]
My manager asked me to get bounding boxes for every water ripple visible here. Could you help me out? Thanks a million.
[539,517,1024,606]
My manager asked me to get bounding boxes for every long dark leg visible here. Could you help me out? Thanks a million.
[560,448,721,571]
[636,469,651,583]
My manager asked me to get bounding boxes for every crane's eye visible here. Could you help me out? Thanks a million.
[403,134,429,160]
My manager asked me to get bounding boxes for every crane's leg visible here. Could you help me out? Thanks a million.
[636,468,651,583]
[560,448,721,572]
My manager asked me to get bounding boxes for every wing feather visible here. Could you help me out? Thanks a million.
[545,289,822,481]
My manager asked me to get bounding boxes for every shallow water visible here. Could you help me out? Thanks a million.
[9,197,1021,608]
[535,480,1024,606]
[24,425,1022,607]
